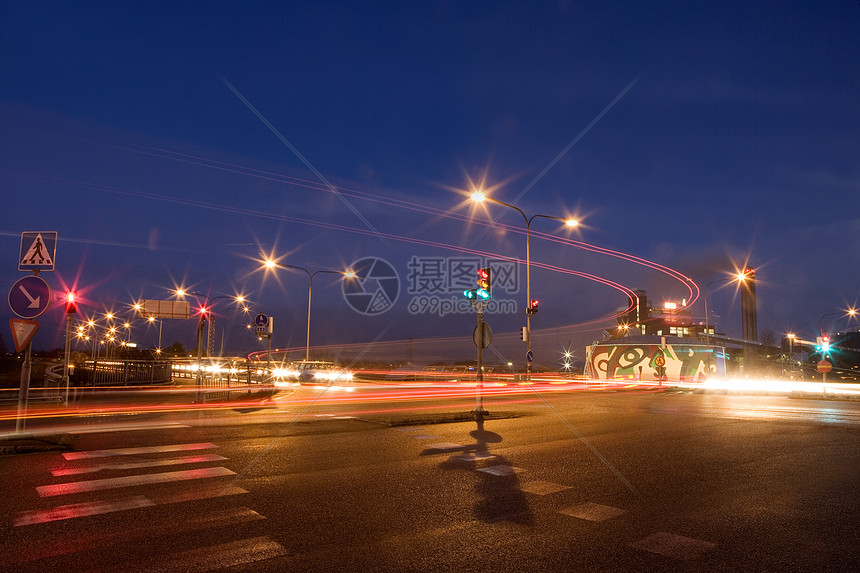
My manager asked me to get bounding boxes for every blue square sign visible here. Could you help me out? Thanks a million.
[18,232,57,271]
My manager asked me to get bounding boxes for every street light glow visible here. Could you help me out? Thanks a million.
[470,191,486,202]
[565,219,578,227]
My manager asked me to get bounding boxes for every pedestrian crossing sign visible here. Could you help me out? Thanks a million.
[18,231,57,271]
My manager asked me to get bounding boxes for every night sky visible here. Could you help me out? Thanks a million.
[2,2,858,365]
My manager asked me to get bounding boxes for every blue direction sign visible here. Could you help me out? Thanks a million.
[254,313,269,327]
[9,275,52,319]
[18,232,58,272]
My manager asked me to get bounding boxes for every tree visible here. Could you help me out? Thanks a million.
[164,341,187,357]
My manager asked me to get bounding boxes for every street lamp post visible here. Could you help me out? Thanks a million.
[470,191,577,378]
[176,290,245,402]
[702,273,748,375]
[786,333,796,379]
[818,308,857,339]
[274,264,353,362]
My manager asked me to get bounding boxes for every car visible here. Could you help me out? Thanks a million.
[274,360,354,385]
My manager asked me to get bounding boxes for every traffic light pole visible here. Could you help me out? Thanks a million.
[475,301,486,422]
[63,312,72,406]
[195,313,205,403]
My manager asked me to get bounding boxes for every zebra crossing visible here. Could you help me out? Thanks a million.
[6,441,288,570]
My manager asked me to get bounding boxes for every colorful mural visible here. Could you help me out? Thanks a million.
[586,343,725,382]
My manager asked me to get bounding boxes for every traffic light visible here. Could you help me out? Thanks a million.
[65,291,77,314]
[520,327,528,342]
[463,288,477,300]
[527,299,539,314]
[476,267,492,299]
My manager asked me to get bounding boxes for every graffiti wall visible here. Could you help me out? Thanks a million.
[586,343,726,381]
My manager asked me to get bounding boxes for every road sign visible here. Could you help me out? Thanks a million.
[254,313,269,327]
[136,299,190,319]
[9,275,52,319]
[473,323,493,349]
[526,350,534,363]
[9,319,39,352]
[18,232,58,271]
[255,325,267,335]
[816,360,833,374]
[654,355,666,367]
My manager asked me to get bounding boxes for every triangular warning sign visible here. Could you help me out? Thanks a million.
[21,233,54,266]
[9,319,39,352]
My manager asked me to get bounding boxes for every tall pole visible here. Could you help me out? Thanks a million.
[475,302,486,421]
[16,342,33,433]
[469,192,575,379]
[195,311,205,403]
[306,276,313,362]
[63,313,72,406]
[277,265,344,363]
[525,219,532,379]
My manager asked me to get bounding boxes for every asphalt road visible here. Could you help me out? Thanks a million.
[1,388,858,572]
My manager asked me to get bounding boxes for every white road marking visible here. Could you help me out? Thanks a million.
[559,501,627,522]
[15,486,248,527]
[134,536,287,572]
[14,496,154,526]
[423,442,464,451]
[630,531,716,560]
[51,453,227,476]
[70,423,190,434]
[37,467,235,497]
[519,480,572,495]
[63,443,218,460]
[476,465,526,477]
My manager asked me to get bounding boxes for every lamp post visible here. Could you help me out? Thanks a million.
[175,290,245,402]
[470,191,577,378]
[818,308,857,339]
[266,261,354,362]
[786,333,796,379]
[702,272,747,375]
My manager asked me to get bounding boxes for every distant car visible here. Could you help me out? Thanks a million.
[273,361,353,385]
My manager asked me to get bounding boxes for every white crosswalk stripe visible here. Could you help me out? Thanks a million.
[6,440,289,570]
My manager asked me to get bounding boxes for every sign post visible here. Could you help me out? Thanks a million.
[11,231,58,431]
[816,360,833,383]
[9,320,39,433]
[472,302,490,421]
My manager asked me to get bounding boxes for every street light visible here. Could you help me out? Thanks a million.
[470,190,577,377]
[786,333,796,379]
[819,308,857,339]
[174,290,246,402]
[702,273,748,347]
[701,273,749,376]
[265,260,354,362]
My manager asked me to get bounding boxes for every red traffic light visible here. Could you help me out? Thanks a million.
[527,299,539,314]
[476,267,492,299]
[65,291,78,314]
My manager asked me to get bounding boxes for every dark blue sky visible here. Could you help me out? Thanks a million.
[2,1,858,363]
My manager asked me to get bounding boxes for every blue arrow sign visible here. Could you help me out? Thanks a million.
[9,275,52,319]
